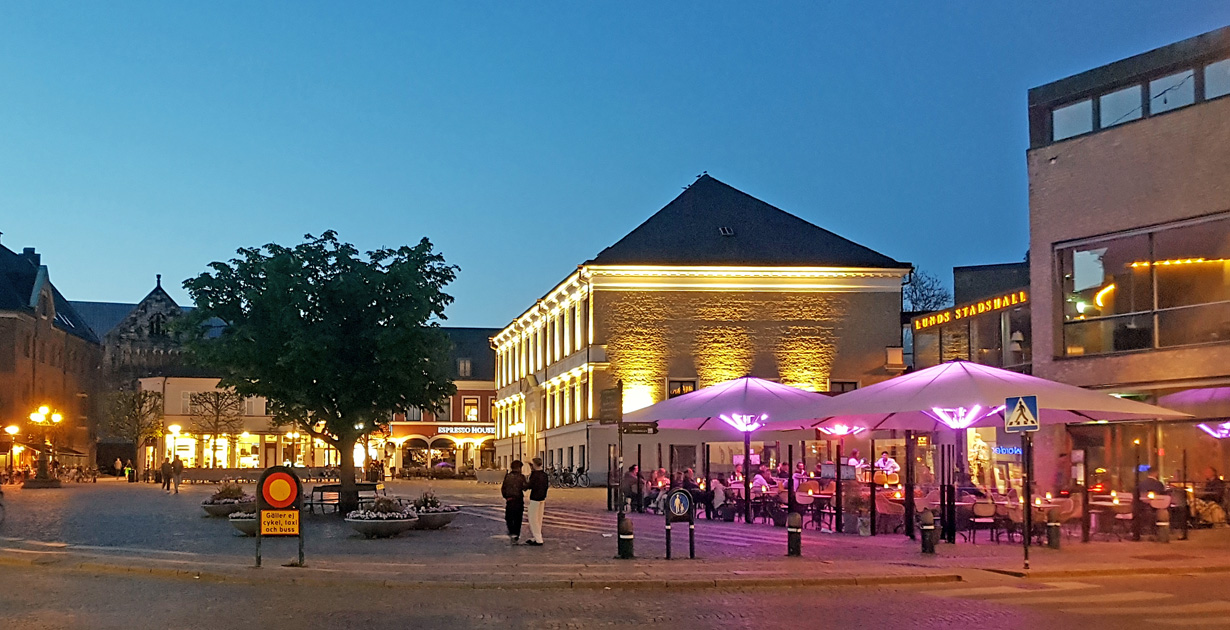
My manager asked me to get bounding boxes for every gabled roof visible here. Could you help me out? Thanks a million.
[587,175,908,268]
[0,244,99,343]
[71,300,139,340]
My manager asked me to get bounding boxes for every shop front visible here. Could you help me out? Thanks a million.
[388,423,495,475]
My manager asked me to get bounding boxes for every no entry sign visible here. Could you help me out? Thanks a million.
[255,466,304,567]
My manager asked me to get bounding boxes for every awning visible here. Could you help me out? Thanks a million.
[13,440,87,456]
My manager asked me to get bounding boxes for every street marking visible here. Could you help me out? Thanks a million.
[1064,600,1230,615]
[1013,591,1171,605]
[927,586,1027,597]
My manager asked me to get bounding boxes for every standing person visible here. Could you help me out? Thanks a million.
[113,458,123,478]
[171,455,184,494]
[160,457,173,493]
[525,457,549,547]
[501,460,527,544]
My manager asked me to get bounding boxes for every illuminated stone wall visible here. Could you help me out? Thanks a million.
[592,290,901,411]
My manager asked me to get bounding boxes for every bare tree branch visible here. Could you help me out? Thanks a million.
[904,269,953,312]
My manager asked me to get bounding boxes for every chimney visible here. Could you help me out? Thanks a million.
[22,247,40,267]
[156,274,162,288]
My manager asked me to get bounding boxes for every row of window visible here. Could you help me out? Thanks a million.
[496,299,588,387]
[1057,212,1230,356]
[177,391,266,416]
[1052,56,1230,142]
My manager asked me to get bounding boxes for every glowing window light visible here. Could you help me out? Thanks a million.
[926,405,1004,430]
[817,424,865,436]
[1198,422,1230,439]
[719,413,765,432]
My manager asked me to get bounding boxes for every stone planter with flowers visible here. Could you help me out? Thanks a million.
[345,497,418,538]
[410,490,459,530]
[228,511,258,536]
[202,483,257,517]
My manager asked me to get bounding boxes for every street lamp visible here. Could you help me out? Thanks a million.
[4,425,17,480]
[25,405,63,487]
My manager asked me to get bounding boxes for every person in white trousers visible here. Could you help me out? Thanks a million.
[525,457,549,546]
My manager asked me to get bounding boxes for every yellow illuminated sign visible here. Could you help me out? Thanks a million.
[913,290,1028,330]
[260,509,300,536]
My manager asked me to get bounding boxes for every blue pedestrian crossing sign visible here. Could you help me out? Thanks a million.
[1004,396,1040,433]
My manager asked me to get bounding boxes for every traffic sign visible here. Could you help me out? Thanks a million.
[667,489,692,521]
[1005,396,1040,433]
[620,422,659,435]
[255,466,304,567]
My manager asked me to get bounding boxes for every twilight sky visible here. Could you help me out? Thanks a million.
[2,3,1228,327]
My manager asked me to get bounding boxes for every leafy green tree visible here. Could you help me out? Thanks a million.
[181,231,457,512]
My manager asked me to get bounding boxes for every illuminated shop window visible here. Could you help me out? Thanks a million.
[463,397,479,422]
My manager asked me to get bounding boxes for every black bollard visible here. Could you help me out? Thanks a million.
[1046,508,1061,550]
[787,512,802,557]
[617,514,635,559]
[1156,506,1170,544]
[920,508,937,554]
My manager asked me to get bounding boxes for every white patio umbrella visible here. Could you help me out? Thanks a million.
[622,376,833,522]
[810,360,1190,433]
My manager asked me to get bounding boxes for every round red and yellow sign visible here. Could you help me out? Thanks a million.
[261,471,298,509]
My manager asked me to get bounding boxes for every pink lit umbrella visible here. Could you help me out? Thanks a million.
[810,360,1189,433]
[623,376,833,523]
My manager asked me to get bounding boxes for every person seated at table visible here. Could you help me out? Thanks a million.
[620,465,642,511]
[814,461,829,479]
[874,451,900,475]
[1200,467,1226,503]
[670,471,685,489]
[729,464,745,485]
[752,465,775,491]
[710,477,727,511]
[847,449,867,470]
[683,468,715,518]
[1137,473,1167,496]
[793,462,809,484]
[774,462,791,481]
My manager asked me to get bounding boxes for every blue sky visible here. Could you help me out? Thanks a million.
[2,3,1228,326]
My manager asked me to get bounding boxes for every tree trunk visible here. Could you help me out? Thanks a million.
[132,440,143,480]
[337,433,359,515]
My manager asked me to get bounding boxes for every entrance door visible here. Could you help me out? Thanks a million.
[263,442,276,469]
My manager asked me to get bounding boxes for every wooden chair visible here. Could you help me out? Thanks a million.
[967,499,998,543]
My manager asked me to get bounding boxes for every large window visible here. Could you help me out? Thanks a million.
[667,379,697,399]
[462,396,479,422]
[1058,214,1230,356]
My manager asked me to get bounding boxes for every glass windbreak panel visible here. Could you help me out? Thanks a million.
[1158,302,1230,348]
[1063,313,1153,356]
[1059,234,1151,322]
[1207,58,1230,99]
[1150,70,1195,114]
[1052,99,1093,140]
[1152,216,1230,309]
[1100,85,1142,128]
[1005,306,1031,367]
[970,313,1003,367]
[913,329,940,369]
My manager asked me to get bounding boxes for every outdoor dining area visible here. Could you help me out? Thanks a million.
[616,361,1219,548]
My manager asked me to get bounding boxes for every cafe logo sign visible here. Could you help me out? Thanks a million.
[914,290,1028,330]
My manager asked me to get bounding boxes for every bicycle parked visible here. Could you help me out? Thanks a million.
[546,466,590,488]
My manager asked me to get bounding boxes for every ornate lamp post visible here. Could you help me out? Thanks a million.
[4,425,18,480]
[24,405,63,488]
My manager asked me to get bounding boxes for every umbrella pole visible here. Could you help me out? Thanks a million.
[788,444,796,515]
[835,439,844,534]
[905,430,915,539]
[744,432,753,524]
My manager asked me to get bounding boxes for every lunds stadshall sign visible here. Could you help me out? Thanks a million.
[914,290,1028,330]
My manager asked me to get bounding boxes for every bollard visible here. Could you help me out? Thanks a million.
[1046,508,1061,550]
[617,514,635,559]
[920,509,937,555]
[786,512,803,557]
[1156,507,1170,544]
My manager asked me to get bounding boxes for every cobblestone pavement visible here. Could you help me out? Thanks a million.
[1,479,1227,579]
[2,564,1230,630]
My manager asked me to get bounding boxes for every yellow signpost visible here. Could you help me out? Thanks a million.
[260,509,300,536]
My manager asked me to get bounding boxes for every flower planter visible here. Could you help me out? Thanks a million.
[202,502,244,517]
[413,511,458,530]
[229,516,258,537]
[345,517,418,538]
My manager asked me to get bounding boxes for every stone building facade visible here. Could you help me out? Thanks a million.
[0,244,101,467]
[491,175,911,477]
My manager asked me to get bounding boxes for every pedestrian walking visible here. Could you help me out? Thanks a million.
[526,457,549,546]
[501,460,527,544]
[113,458,123,478]
[160,457,173,493]
[171,455,184,494]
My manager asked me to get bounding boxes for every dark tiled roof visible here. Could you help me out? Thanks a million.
[443,327,501,381]
[0,245,98,343]
[588,175,908,268]
[70,300,138,339]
